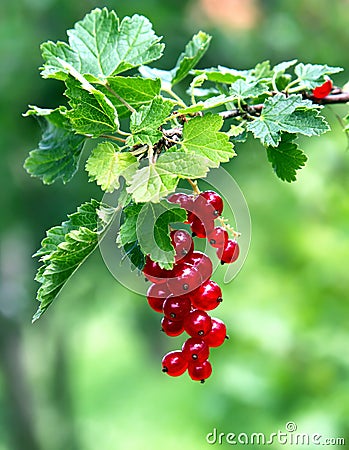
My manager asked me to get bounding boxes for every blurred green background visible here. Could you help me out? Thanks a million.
[1,1,349,449]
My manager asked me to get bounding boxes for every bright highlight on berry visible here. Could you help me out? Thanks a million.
[142,189,240,382]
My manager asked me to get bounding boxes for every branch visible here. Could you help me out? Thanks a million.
[162,89,349,140]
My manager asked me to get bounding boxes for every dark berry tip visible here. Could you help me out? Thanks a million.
[162,367,168,373]
[198,330,204,336]
[209,239,216,245]
[225,335,230,340]
[192,232,197,237]
[217,297,223,303]
[192,354,198,360]
[170,313,176,318]
[200,379,205,384]
[220,261,225,265]
[183,283,189,291]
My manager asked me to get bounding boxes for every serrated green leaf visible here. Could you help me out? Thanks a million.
[294,63,343,89]
[181,113,235,167]
[126,164,178,203]
[122,241,145,271]
[156,151,210,178]
[24,107,86,184]
[230,79,269,99]
[266,134,307,182]
[171,31,211,85]
[65,77,119,136]
[251,60,273,80]
[273,59,298,76]
[247,94,323,147]
[103,76,161,118]
[41,8,164,80]
[128,96,174,146]
[192,66,247,84]
[85,142,138,192]
[136,201,186,268]
[33,200,114,321]
[138,66,173,90]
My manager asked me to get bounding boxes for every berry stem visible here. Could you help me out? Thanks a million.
[186,179,201,195]
[217,216,241,238]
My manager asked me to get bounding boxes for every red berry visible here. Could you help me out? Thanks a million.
[203,318,227,347]
[190,215,214,238]
[142,256,175,284]
[162,351,188,377]
[186,251,213,283]
[167,263,202,296]
[199,190,224,217]
[146,283,171,313]
[217,239,240,264]
[182,337,210,362]
[190,280,222,311]
[163,295,191,321]
[188,360,212,382]
[207,226,228,249]
[170,229,194,263]
[184,309,212,337]
[312,79,333,99]
[161,317,184,337]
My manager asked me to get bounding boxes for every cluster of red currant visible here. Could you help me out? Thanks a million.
[143,190,240,383]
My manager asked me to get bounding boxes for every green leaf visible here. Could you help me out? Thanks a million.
[229,79,269,99]
[138,66,173,90]
[117,203,143,246]
[247,94,325,147]
[156,151,210,178]
[192,66,247,84]
[251,60,274,80]
[128,96,174,146]
[294,63,343,89]
[126,164,178,203]
[273,59,298,76]
[177,94,236,114]
[266,134,307,182]
[33,200,114,321]
[122,241,145,271]
[24,106,86,184]
[181,113,236,167]
[103,76,161,118]
[65,77,119,136]
[171,31,211,85]
[40,8,164,80]
[85,142,138,192]
[136,201,187,268]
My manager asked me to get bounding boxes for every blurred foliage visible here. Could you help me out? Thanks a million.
[0,0,348,449]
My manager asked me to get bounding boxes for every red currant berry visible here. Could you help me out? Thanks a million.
[217,239,240,264]
[186,251,213,283]
[312,79,332,99]
[167,193,195,223]
[203,318,227,347]
[170,229,194,263]
[184,309,212,337]
[188,360,212,383]
[182,337,210,363]
[190,280,222,311]
[190,215,214,238]
[162,351,188,377]
[161,317,184,337]
[146,283,171,313]
[167,263,202,296]
[207,226,228,249]
[200,190,224,217]
[163,295,191,321]
[142,256,175,283]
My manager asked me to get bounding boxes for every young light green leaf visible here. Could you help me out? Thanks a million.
[177,94,235,114]
[247,94,315,147]
[24,107,86,184]
[266,134,307,182]
[156,151,210,178]
[128,96,174,145]
[41,8,164,80]
[181,113,236,167]
[126,164,178,203]
[192,66,247,84]
[85,142,138,192]
[65,77,119,136]
[171,31,211,85]
[230,79,269,99]
[33,200,114,321]
[136,201,187,268]
[138,66,173,90]
[294,63,343,89]
[273,59,298,76]
[250,60,274,80]
[103,76,161,118]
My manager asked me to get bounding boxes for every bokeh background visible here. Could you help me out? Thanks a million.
[1,1,349,449]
